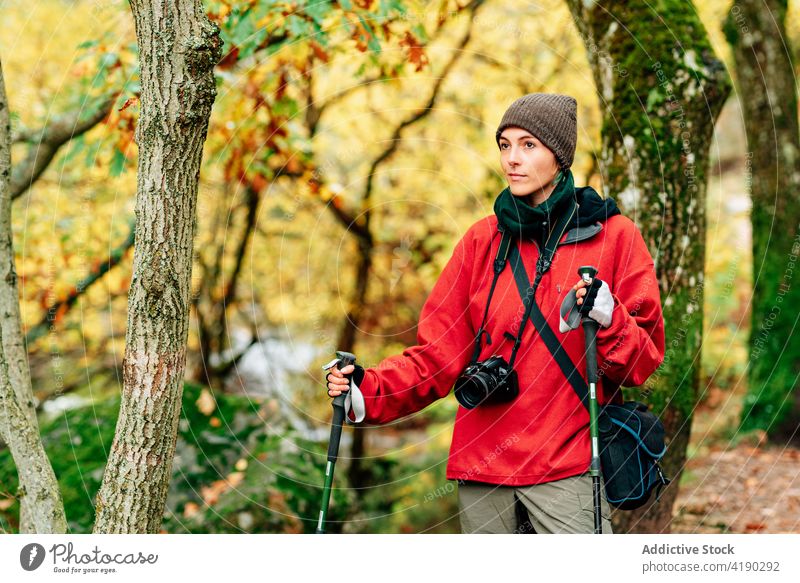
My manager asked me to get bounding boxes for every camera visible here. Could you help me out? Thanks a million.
[453,355,519,409]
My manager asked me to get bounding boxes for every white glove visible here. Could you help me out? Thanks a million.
[559,278,614,332]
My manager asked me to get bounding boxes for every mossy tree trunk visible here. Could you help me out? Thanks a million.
[565,0,731,532]
[724,0,800,438]
[93,0,221,533]
[0,56,67,533]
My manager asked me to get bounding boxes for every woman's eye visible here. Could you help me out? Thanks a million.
[525,141,535,148]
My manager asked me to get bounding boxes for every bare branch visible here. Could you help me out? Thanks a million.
[10,94,115,200]
[362,1,484,219]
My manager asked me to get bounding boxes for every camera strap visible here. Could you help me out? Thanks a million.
[470,198,577,368]
[469,227,514,363]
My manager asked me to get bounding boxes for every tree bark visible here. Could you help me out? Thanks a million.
[565,0,731,532]
[724,0,800,438]
[0,55,68,533]
[93,0,221,533]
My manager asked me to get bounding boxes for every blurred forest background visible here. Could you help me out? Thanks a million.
[0,0,798,533]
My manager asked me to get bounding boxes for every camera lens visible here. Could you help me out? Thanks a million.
[454,374,492,409]
[453,356,519,409]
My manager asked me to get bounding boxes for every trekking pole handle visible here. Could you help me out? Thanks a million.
[577,266,600,381]
[578,265,598,285]
[332,351,356,408]
[325,351,356,462]
[578,266,600,327]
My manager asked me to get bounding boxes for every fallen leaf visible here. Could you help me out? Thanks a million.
[183,502,200,518]
[196,388,216,416]
[200,472,245,506]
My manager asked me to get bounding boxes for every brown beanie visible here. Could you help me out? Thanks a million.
[495,93,578,170]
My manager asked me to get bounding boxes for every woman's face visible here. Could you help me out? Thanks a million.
[498,127,560,203]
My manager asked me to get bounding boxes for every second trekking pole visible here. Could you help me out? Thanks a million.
[577,265,603,534]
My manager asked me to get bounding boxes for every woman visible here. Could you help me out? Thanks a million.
[325,93,665,534]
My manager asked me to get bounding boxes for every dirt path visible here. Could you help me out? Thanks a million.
[672,443,800,533]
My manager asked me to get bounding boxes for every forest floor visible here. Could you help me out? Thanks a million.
[671,385,800,533]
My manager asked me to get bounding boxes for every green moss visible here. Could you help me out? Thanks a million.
[0,383,282,532]
[0,380,457,533]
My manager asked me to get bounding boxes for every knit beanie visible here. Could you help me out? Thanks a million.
[495,93,578,170]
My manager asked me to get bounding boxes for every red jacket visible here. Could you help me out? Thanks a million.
[351,212,665,486]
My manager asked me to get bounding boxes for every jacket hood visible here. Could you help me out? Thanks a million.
[572,185,620,228]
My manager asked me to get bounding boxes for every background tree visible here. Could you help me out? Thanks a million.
[565,0,732,532]
[724,0,800,440]
[93,0,222,533]
[188,0,430,390]
[0,6,124,532]
[0,55,67,533]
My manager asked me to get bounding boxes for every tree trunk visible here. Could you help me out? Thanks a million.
[340,239,373,494]
[565,0,732,532]
[0,56,67,533]
[724,0,800,439]
[190,185,261,390]
[93,0,221,533]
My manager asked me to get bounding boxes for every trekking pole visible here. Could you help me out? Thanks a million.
[317,351,356,534]
[577,266,603,535]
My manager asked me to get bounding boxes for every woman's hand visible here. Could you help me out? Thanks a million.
[325,364,354,397]
[570,276,614,327]
[572,278,595,306]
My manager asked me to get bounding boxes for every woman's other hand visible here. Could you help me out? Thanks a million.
[326,364,354,397]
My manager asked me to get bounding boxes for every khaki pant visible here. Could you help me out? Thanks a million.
[457,473,614,534]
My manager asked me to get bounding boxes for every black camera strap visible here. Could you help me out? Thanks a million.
[470,198,577,369]
[469,227,514,363]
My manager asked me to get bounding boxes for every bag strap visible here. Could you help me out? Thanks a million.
[507,242,591,411]
[508,246,672,500]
